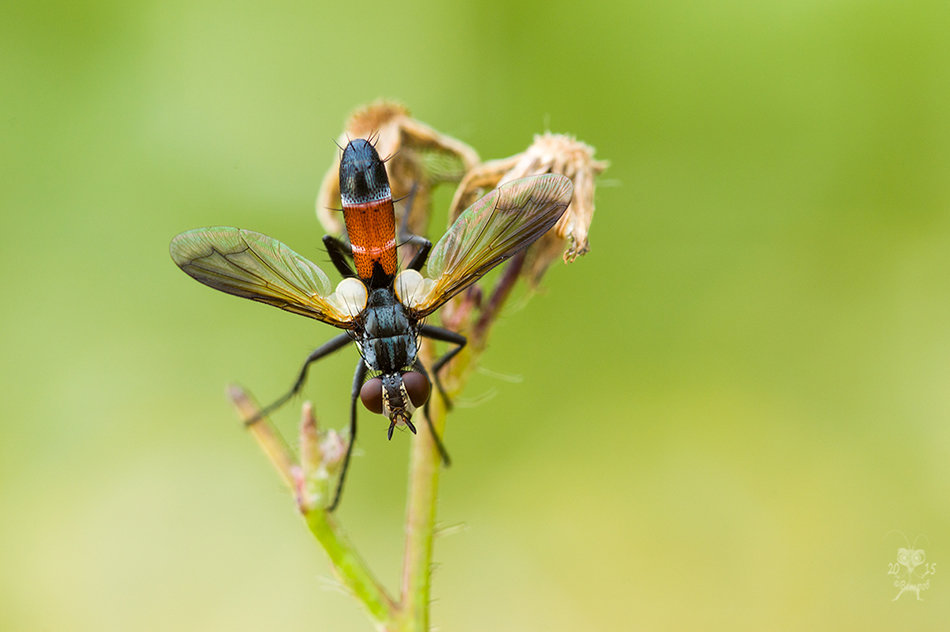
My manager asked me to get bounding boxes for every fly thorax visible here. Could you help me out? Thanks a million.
[360,290,417,372]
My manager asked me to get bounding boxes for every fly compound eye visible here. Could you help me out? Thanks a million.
[401,371,431,408]
[359,377,384,414]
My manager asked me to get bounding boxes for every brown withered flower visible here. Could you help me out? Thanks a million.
[448,132,607,286]
[316,101,479,239]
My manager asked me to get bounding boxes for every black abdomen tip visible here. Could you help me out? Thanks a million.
[340,139,391,204]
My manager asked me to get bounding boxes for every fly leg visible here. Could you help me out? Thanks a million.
[412,359,451,466]
[323,235,357,278]
[418,324,467,411]
[246,333,352,424]
[405,238,431,272]
[328,359,367,511]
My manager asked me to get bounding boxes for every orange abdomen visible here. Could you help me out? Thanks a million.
[343,199,398,282]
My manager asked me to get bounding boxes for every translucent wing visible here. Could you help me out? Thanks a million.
[395,174,573,317]
[169,227,365,328]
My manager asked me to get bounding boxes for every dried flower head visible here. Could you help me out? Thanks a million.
[316,101,479,238]
[448,132,607,285]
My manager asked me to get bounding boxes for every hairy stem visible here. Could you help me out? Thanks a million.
[304,511,396,627]
[397,344,448,630]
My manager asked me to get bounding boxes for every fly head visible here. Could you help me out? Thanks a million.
[359,370,431,439]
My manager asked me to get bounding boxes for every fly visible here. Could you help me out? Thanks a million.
[170,138,573,509]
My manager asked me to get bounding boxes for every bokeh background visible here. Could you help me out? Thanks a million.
[3,1,949,630]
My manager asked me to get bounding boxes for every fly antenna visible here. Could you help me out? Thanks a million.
[387,419,396,440]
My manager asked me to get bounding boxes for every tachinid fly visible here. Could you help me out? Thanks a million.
[170,138,573,509]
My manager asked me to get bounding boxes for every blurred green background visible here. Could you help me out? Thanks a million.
[3,0,949,630]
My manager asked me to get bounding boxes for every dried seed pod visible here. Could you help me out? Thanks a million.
[448,133,607,285]
[316,101,479,239]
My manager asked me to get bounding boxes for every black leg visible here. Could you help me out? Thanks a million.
[406,238,432,271]
[418,324,467,411]
[323,235,356,279]
[413,359,451,466]
[328,359,367,512]
[247,333,352,424]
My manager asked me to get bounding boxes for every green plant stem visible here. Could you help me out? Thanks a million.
[397,383,447,630]
[304,510,396,627]
[396,328,489,630]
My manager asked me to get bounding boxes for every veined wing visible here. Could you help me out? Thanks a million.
[169,227,366,328]
[395,174,573,317]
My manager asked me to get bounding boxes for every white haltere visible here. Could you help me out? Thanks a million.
[394,269,436,311]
